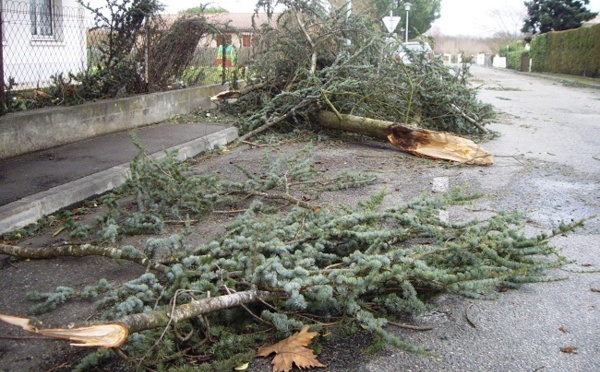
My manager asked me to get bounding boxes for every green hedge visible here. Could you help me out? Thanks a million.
[507,50,529,71]
[500,40,529,71]
[530,24,600,77]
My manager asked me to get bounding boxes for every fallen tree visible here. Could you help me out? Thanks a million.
[222,104,494,165]
[214,1,495,156]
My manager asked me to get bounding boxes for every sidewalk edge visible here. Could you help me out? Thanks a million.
[0,127,238,235]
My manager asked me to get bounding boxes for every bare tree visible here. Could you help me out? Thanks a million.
[486,0,527,40]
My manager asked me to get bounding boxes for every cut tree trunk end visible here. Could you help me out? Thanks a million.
[316,111,494,165]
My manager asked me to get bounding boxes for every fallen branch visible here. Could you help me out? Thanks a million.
[0,243,169,273]
[231,98,317,147]
[450,103,490,135]
[293,4,317,75]
[250,191,313,209]
[388,321,434,331]
[0,289,278,348]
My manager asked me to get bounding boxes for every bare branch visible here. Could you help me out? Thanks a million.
[0,243,169,273]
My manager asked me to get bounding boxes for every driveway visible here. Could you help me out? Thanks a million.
[363,66,600,371]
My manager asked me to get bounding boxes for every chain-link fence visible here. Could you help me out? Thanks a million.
[1,1,253,114]
[1,1,93,90]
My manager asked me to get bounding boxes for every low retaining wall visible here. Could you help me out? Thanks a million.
[0,84,228,159]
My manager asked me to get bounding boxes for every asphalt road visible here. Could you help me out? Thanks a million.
[1,66,598,372]
[362,66,600,372]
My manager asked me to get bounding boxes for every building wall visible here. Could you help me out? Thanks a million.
[2,0,88,89]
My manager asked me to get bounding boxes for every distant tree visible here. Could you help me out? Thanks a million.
[328,0,441,39]
[396,0,441,40]
[179,5,228,15]
[521,0,598,34]
[487,0,527,39]
[269,0,439,40]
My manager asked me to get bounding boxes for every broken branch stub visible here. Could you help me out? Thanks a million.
[0,314,128,347]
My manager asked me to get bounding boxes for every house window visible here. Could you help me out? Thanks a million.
[215,34,232,46]
[30,0,53,37]
[241,34,252,48]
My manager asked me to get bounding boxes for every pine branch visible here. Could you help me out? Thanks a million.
[231,97,318,146]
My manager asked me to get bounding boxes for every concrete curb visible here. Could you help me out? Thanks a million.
[0,127,238,235]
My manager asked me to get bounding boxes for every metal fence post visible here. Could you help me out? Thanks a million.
[144,15,149,90]
[0,8,5,109]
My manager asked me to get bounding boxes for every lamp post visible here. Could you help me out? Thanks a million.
[404,2,412,42]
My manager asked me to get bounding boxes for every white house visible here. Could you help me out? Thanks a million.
[2,0,90,89]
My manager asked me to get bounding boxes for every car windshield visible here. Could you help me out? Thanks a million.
[396,42,433,63]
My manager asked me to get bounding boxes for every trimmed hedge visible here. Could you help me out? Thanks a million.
[531,24,600,77]
[507,50,529,71]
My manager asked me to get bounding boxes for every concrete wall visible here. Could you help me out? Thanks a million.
[0,84,229,159]
[493,55,507,69]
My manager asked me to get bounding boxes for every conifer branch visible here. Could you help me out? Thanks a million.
[451,103,490,134]
[231,98,318,147]
[292,4,317,75]
[250,191,313,209]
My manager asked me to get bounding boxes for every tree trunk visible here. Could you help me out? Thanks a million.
[316,111,494,165]
[316,110,390,140]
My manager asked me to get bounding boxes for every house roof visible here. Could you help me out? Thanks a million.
[583,14,600,25]
[161,12,280,32]
[205,13,280,32]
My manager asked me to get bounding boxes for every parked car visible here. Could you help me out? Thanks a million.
[395,42,435,64]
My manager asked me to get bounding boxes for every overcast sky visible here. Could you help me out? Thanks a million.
[431,0,600,36]
[168,0,600,36]
[92,0,600,37]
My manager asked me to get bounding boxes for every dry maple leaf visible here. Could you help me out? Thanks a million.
[257,326,326,372]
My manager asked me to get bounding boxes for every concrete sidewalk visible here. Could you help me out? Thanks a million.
[0,122,238,235]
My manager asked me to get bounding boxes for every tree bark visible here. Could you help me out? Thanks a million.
[316,110,390,140]
[0,243,169,273]
[0,289,277,348]
[316,110,494,165]
[120,288,276,334]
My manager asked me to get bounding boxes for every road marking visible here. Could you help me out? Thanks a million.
[432,177,450,223]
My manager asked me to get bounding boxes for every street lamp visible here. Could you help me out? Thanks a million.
[404,2,412,42]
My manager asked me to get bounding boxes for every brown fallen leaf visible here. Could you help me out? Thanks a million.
[257,326,325,372]
[558,326,569,333]
[560,346,577,354]
[591,288,600,293]
[33,90,50,99]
